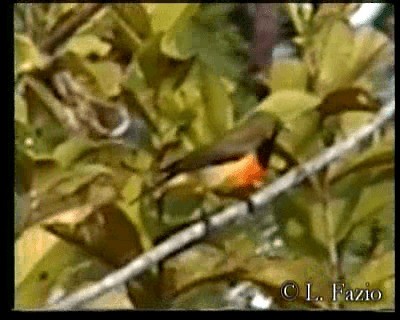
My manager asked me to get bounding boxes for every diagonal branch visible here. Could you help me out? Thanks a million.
[40,3,104,54]
[44,100,395,310]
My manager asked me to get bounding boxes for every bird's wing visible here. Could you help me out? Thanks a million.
[164,114,278,174]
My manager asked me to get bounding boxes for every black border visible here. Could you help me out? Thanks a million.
[6,1,398,315]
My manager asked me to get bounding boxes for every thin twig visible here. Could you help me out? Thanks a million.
[40,3,104,54]
[44,101,395,310]
[323,195,341,310]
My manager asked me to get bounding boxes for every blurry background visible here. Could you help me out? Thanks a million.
[15,3,394,310]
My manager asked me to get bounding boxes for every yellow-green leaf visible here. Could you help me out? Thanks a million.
[16,239,104,309]
[255,90,321,125]
[15,93,28,125]
[347,251,394,310]
[161,244,228,297]
[121,173,143,203]
[200,66,234,137]
[349,181,394,228]
[242,256,332,301]
[340,111,375,136]
[15,34,48,75]
[109,8,142,51]
[112,4,151,39]
[45,204,143,268]
[150,4,194,33]
[52,137,97,169]
[15,226,60,288]
[267,59,309,93]
[330,142,394,184]
[84,61,123,97]
[63,35,111,58]
[135,34,175,91]
[46,164,113,196]
[161,4,200,60]
[351,27,393,81]
[81,287,133,309]
[316,21,354,95]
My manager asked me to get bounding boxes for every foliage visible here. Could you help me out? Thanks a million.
[15,4,394,309]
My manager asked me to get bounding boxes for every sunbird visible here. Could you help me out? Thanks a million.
[131,112,282,210]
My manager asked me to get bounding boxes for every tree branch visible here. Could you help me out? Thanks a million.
[44,100,395,310]
[40,4,104,54]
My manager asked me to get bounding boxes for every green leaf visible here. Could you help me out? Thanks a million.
[330,173,394,245]
[112,4,151,39]
[45,204,143,268]
[14,4,26,33]
[15,34,48,75]
[15,120,60,162]
[160,4,200,60]
[126,149,154,172]
[195,25,246,81]
[315,21,354,95]
[150,4,195,33]
[171,282,231,309]
[22,163,114,230]
[45,164,113,197]
[285,218,306,239]
[313,4,360,24]
[63,35,111,58]
[24,76,74,133]
[161,189,205,227]
[165,61,237,147]
[83,60,123,97]
[308,202,329,248]
[176,62,216,146]
[271,187,328,259]
[121,173,143,204]
[255,90,321,125]
[267,59,309,93]
[311,19,392,98]
[126,270,166,308]
[161,243,228,297]
[339,111,375,136]
[137,34,179,91]
[124,60,152,99]
[330,142,394,184]
[348,181,394,229]
[347,251,394,309]
[86,180,118,208]
[242,256,332,302]
[108,8,142,52]
[75,6,115,40]
[15,192,30,238]
[81,287,133,309]
[157,61,197,123]
[15,226,60,288]
[123,59,164,131]
[351,27,393,83]
[15,92,28,125]
[231,85,259,118]
[199,66,234,138]
[52,137,98,169]
[117,201,153,252]
[16,239,109,309]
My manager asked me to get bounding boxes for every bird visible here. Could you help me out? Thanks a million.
[131,111,282,210]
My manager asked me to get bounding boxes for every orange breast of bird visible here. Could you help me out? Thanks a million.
[193,153,268,191]
[225,153,268,188]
